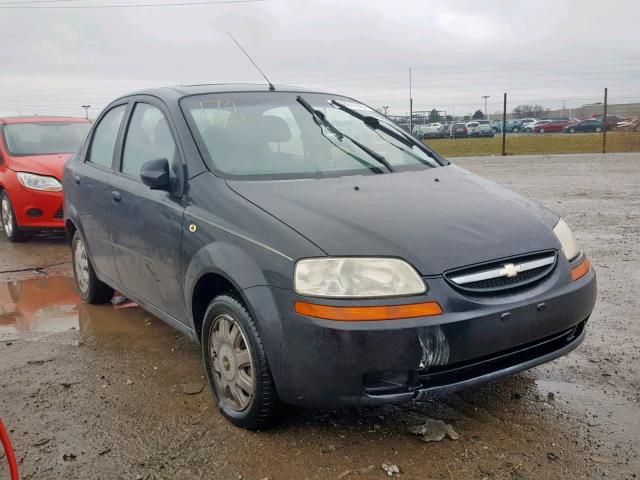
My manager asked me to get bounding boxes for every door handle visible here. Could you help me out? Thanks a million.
[111,191,121,203]
[73,174,81,185]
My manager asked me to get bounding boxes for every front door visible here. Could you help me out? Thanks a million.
[109,100,187,323]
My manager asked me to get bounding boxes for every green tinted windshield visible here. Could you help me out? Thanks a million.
[3,122,90,156]
[181,92,440,179]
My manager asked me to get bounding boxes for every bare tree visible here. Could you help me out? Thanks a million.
[513,104,550,118]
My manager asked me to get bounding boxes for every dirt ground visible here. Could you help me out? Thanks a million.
[1,153,639,480]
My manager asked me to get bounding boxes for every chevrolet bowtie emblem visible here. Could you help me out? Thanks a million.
[500,263,521,277]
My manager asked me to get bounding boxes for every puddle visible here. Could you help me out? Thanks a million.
[0,276,173,343]
[536,379,640,444]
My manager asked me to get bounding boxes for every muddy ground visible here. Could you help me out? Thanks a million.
[1,153,638,480]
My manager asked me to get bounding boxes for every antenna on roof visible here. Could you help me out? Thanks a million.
[226,30,275,91]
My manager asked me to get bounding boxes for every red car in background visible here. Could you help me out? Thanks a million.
[0,116,90,241]
[533,119,572,133]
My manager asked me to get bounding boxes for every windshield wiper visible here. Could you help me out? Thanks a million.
[296,95,393,172]
[330,99,446,165]
[330,100,415,148]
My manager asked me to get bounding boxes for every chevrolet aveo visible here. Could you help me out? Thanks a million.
[63,85,596,429]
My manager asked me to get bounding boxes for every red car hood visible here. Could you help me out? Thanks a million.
[8,154,74,180]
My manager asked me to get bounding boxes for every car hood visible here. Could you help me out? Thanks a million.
[8,154,73,180]
[227,165,560,275]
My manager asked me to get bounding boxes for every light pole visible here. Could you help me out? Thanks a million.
[382,105,389,116]
[82,105,91,119]
[482,95,490,120]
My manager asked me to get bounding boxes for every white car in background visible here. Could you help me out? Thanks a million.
[476,120,495,137]
[521,118,539,132]
[466,121,480,136]
[413,123,444,139]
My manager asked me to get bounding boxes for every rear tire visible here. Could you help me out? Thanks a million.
[512,127,520,133]
[1,191,25,242]
[202,294,280,429]
[539,128,545,134]
[595,127,602,133]
[569,127,576,133]
[72,231,113,304]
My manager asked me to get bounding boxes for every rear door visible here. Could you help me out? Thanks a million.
[108,98,187,323]
[75,103,129,284]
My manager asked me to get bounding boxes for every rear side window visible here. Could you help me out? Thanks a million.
[121,103,177,178]
[89,105,126,168]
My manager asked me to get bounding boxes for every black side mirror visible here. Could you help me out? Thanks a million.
[140,158,171,190]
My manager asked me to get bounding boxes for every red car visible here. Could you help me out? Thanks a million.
[0,116,90,241]
[533,119,571,133]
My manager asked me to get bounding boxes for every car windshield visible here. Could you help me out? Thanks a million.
[2,122,90,156]
[181,92,441,180]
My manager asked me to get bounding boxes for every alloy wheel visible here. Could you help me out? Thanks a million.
[210,314,254,411]
[1,196,13,238]
[74,238,90,295]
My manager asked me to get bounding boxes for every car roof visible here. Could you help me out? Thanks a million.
[0,116,89,125]
[118,83,339,103]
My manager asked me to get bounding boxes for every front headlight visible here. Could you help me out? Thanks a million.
[17,172,62,192]
[294,257,426,298]
[553,219,580,261]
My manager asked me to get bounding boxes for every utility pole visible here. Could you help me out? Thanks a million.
[482,95,490,120]
[382,105,389,116]
[602,87,608,154]
[502,93,507,156]
[409,68,413,134]
[82,105,91,119]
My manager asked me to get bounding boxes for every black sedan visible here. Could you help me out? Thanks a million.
[63,84,596,429]
[564,119,605,133]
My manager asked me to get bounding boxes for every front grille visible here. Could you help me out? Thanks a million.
[54,207,64,219]
[444,250,557,294]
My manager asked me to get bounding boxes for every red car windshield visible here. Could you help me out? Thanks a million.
[2,122,90,156]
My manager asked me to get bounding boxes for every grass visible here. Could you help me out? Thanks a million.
[424,132,640,157]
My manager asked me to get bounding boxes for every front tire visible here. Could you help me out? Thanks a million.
[1,191,25,242]
[72,231,113,304]
[512,127,520,133]
[595,127,602,133]
[202,294,280,429]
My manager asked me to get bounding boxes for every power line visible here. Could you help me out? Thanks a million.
[0,0,267,8]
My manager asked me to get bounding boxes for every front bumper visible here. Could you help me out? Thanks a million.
[242,257,596,407]
[11,187,64,229]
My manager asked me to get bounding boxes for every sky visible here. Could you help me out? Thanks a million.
[0,0,639,118]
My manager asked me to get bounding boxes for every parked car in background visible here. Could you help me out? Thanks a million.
[452,122,468,137]
[441,122,453,137]
[594,115,621,129]
[534,119,571,133]
[564,119,605,133]
[491,120,503,133]
[413,123,444,139]
[521,118,539,132]
[505,119,524,133]
[63,84,595,429]
[466,121,480,137]
[0,116,91,241]
[476,120,495,137]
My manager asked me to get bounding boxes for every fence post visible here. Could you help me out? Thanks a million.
[502,93,507,156]
[602,87,608,154]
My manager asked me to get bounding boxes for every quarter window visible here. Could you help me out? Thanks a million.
[88,105,126,168]
[122,103,177,178]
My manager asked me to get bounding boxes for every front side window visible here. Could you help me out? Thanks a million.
[182,92,440,180]
[121,103,177,178]
[89,105,127,168]
[3,122,90,156]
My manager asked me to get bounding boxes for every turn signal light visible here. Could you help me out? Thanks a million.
[294,301,443,321]
[571,258,591,281]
